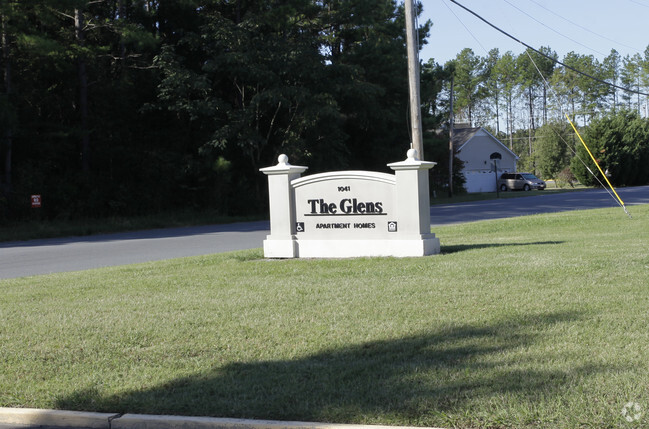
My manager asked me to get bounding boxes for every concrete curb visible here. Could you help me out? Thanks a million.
[0,408,119,428]
[0,408,444,429]
[112,414,443,429]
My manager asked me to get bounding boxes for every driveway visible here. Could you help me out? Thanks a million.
[2,186,648,279]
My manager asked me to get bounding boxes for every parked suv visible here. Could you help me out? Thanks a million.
[498,172,546,191]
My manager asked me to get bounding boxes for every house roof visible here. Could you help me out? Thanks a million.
[452,127,519,160]
[451,127,480,149]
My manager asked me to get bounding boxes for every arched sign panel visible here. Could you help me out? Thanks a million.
[293,171,396,240]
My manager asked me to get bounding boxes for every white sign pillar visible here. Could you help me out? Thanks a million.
[387,149,439,255]
[388,149,435,237]
[259,154,308,258]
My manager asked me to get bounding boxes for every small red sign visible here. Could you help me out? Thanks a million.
[31,195,42,208]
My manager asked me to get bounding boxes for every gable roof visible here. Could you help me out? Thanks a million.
[451,127,480,149]
[452,127,519,160]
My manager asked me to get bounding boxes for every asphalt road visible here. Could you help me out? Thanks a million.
[429,185,648,225]
[1,186,647,279]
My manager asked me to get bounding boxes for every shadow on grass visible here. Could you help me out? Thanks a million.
[56,311,612,425]
[442,241,564,254]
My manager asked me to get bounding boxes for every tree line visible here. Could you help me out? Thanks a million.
[1,0,449,220]
[1,1,648,222]
[444,46,649,184]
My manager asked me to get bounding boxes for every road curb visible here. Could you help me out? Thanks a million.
[112,414,443,429]
[0,408,444,429]
[0,407,119,428]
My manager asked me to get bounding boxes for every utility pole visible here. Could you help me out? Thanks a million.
[405,0,424,159]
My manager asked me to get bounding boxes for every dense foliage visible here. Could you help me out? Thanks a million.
[2,1,649,222]
[572,110,649,187]
[1,0,451,221]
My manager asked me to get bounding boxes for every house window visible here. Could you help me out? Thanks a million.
[490,152,502,160]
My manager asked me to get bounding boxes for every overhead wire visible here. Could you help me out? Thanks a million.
[440,0,490,57]
[626,0,649,8]
[502,0,608,57]
[525,0,644,53]
[449,0,649,97]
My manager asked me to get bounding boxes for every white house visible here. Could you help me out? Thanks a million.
[453,126,519,193]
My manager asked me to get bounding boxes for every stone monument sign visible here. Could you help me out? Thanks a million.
[260,149,440,258]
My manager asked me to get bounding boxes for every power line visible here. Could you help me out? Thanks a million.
[626,0,649,8]
[525,0,644,54]
[440,0,490,57]
[502,0,608,57]
[449,0,649,97]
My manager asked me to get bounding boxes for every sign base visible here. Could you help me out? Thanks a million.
[295,236,440,258]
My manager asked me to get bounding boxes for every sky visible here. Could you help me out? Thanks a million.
[418,0,649,66]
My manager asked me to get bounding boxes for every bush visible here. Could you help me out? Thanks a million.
[557,167,576,188]
[572,110,649,187]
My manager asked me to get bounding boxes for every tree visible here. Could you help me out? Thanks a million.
[642,46,649,115]
[620,54,642,113]
[451,48,484,126]
[517,49,538,134]
[0,0,169,218]
[421,58,465,195]
[603,49,621,112]
[482,48,501,135]
[552,52,584,124]
[0,3,16,195]
[321,0,430,169]
[1,0,439,221]
[493,51,518,149]
[151,0,431,213]
[552,52,608,125]
[533,122,571,180]
[572,110,649,187]
[420,58,446,124]
[533,46,556,125]
[516,48,556,167]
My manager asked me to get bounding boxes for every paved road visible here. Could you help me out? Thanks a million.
[2,186,647,279]
[0,221,269,279]
[429,185,648,225]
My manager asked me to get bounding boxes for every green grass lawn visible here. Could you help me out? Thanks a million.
[1,205,648,428]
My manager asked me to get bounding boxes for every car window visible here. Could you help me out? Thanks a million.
[522,173,538,180]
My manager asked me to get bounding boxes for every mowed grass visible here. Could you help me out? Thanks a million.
[1,205,648,428]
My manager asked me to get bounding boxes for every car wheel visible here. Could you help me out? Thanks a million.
[500,184,507,192]
[523,184,531,191]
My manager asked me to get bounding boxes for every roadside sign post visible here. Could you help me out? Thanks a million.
[31,195,42,208]
[493,160,499,198]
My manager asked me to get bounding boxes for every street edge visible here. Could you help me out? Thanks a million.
[0,408,445,429]
[0,407,119,428]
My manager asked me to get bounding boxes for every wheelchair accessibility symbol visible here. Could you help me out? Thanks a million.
[296,222,305,232]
